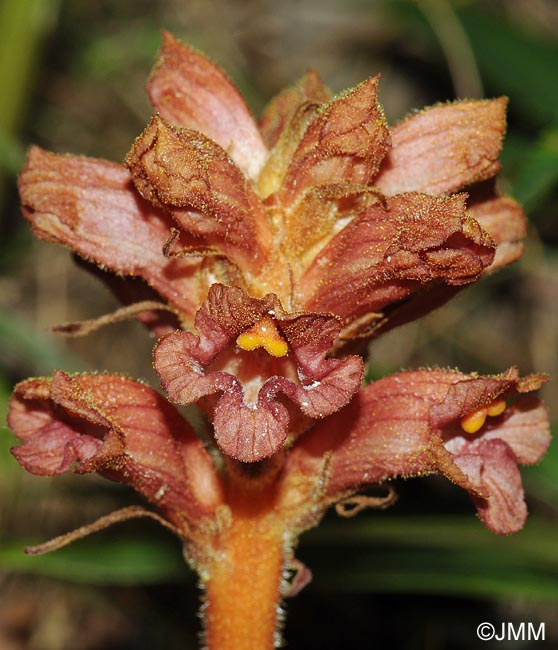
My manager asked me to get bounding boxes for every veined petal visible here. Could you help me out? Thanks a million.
[451,439,526,534]
[153,284,363,463]
[279,77,390,204]
[286,368,549,534]
[468,190,526,273]
[299,192,494,328]
[126,115,272,273]
[375,98,507,196]
[8,372,223,530]
[147,31,267,180]
[359,185,526,339]
[19,147,202,323]
[259,69,331,148]
[474,397,549,465]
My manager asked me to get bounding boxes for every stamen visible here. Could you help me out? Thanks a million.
[460,398,507,434]
[486,399,506,417]
[236,316,288,357]
[460,408,487,434]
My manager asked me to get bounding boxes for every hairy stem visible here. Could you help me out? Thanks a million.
[202,461,287,650]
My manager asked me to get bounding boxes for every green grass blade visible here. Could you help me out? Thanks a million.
[0,537,187,585]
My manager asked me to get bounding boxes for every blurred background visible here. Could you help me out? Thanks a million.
[0,0,556,648]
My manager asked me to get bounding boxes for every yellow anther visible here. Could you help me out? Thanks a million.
[486,399,506,417]
[460,398,507,435]
[236,316,289,358]
[460,408,487,434]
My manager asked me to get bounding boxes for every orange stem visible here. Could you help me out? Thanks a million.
[202,466,287,650]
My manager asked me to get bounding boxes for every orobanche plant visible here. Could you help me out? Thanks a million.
[8,32,550,649]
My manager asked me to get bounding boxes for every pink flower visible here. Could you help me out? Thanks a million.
[152,284,363,462]
[283,367,550,534]
[8,372,223,549]
[8,367,549,545]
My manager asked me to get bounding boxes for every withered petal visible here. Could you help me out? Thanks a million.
[259,69,331,148]
[19,147,202,323]
[154,284,363,463]
[468,192,526,273]
[287,368,549,534]
[125,115,272,273]
[8,372,223,529]
[147,31,268,179]
[279,77,390,204]
[375,98,507,196]
[299,192,494,326]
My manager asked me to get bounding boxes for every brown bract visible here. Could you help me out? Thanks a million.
[8,371,223,536]
[153,284,364,462]
[283,368,550,534]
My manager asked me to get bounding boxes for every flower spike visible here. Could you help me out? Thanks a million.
[18,44,526,342]
[9,33,551,648]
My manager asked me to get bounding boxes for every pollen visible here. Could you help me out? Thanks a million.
[460,408,487,434]
[236,316,288,357]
